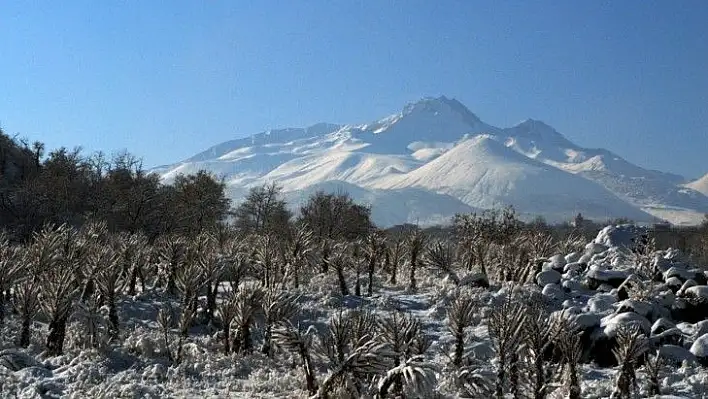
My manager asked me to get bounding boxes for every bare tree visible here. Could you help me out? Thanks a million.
[364,229,386,296]
[385,233,407,285]
[233,182,292,236]
[406,228,427,291]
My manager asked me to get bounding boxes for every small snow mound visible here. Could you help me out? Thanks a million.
[664,266,696,282]
[542,283,565,301]
[684,285,708,300]
[586,294,617,314]
[601,312,651,337]
[564,252,581,263]
[593,224,649,248]
[585,242,608,255]
[689,333,708,358]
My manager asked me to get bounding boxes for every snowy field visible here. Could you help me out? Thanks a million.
[1,224,708,398]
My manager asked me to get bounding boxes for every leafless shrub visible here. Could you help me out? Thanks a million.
[91,246,122,340]
[644,350,663,397]
[610,325,648,399]
[489,235,534,283]
[447,293,478,367]
[526,230,556,261]
[523,302,564,399]
[272,321,319,395]
[376,355,437,399]
[157,303,175,362]
[556,319,583,399]
[406,228,427,291]
[0,236,22,324]
[156,235,187,295]
[231,283,263,353]
[385,234,407,285]
[628,234,658,280]
[14,276,41,347]
[425,240,460,285]
[260,288,300,356]
[555,232,585,257]
[313,336,391,399]
[38,224,82,356]
[488,289,527,399]
[364,230,386,296]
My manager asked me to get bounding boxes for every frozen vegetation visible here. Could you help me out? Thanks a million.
[2,216,708,398]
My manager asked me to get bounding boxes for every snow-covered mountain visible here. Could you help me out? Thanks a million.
[152,96,708,226]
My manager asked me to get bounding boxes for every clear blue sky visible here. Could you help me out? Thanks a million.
[1,1,706,178]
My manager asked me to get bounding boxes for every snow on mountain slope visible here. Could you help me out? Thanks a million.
[500,119,708,221]
[687,173,708,196]
[263,151,421,190]
[151,96,708,226]
[280,180,477,227]
[373,135,654,223]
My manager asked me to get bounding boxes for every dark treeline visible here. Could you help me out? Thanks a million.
[0,129,229,242]
[0,130,374,244]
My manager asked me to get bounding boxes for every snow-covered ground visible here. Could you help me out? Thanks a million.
[2,225,708,398]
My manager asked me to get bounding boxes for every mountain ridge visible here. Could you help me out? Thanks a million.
[151,96,708,226]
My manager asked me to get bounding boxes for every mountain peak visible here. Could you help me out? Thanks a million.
[507,118,569,144]
[401,96,482,126]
